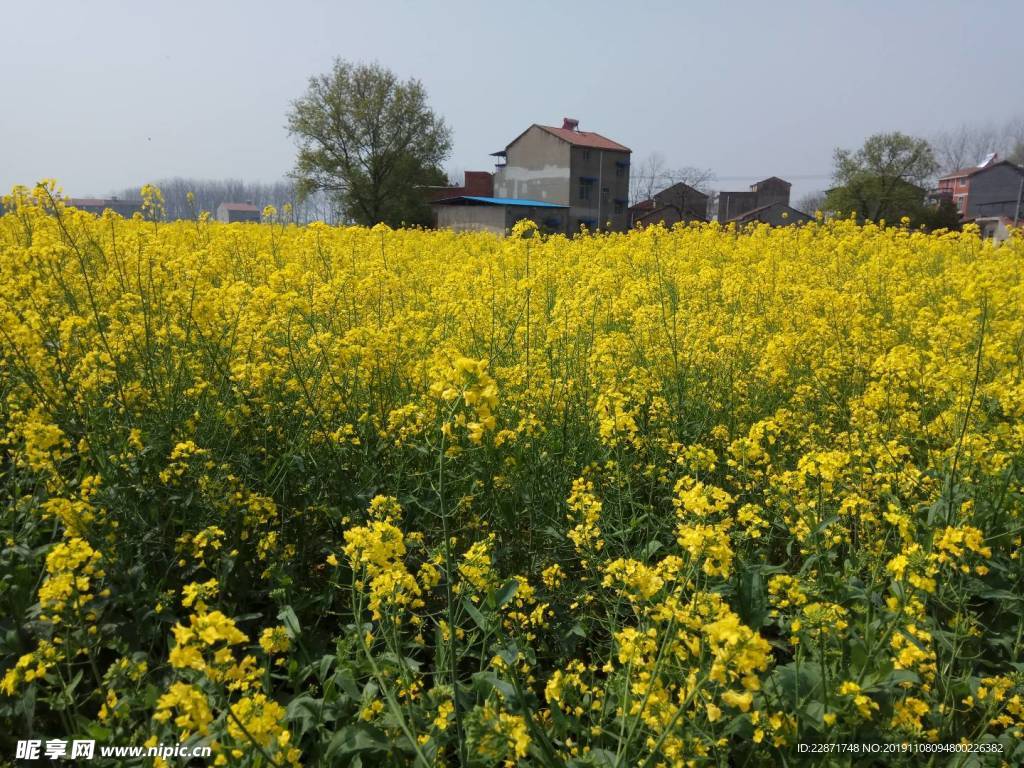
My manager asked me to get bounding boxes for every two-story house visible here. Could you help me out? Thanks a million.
[935,153,999,218]
[628,182,709,228]
[964,159,1024,221]
[716,177,793,222]
[492,118,631,232]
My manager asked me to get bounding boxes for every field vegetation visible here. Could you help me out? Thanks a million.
[2,182,1023,766]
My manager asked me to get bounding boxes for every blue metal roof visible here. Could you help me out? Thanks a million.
[435,195,568,209]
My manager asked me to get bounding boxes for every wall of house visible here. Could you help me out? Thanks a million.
[939,174,972,216]
[435,205,507,234]
[653,184,709,220]
[568,146,630,231]
[750,179,791,208]
[717,191,757,221]
[977,217,1012,243]
[967,164,1024,219]
[754,205,811,226]
[505,206,568,235]
[493,126,571,203]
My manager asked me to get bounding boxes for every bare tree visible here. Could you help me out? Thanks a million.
[932,116,1024,173]
[115,178,346,223]
[629,152,668,204]
[796,190,827,214]
[629,152,715,204]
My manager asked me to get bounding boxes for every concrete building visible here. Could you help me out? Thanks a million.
[67,197,143,217]
[629,182,709,228]
[492,118,631,232]
[716,177,792,221]
[964,160,1024,221]
[432,196,568,235]
[728,202,813,227]
[216,202,260,223]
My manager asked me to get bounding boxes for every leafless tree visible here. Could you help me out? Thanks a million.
[629,152,715,204]
[115,179,346,223]
[796,190,827,214]
[932,116,1024,173]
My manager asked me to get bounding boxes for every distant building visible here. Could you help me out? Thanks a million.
[963,160,1024,221]
[716,177,792,221]
[66,197,143,217]
[216,202,260,223]
[492,118,631,232]
[728,202,812,227]
[629,182,708,228]
[936,153,999,218]
[432,196,568,235]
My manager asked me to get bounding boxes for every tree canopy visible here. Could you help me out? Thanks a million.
[826,132,938,223]
[287,60,452,227]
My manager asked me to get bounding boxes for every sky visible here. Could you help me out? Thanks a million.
[2,0,1022,205]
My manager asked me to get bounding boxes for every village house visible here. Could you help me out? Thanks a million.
[728,202,813,226]
[963,159,1024,221]
[487,118,632,232]
[432,118,630,235]
[215,202,261,223]
[432,196,568,235]
[628,182,708,228]
[66,197,143,217]
[716,177,793,221]
[934,153,999,218]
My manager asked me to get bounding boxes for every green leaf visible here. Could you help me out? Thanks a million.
[278,605,301,637]
[325,723,390,761]
[472,670,518,702]
[463,598,488,631]
[491,578,520,610]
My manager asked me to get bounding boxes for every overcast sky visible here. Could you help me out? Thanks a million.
[2,0,1021,204]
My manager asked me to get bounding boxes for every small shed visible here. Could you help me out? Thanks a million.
[432,196,568,235]
[216,202,261,223]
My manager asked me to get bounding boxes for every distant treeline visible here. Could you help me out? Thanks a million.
[115,178,346,224]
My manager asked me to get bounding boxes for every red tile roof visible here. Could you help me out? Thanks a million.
[536,125,630,152]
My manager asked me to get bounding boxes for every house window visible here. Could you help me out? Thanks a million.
[955,195,966,212]
[616,164,625,178]
[614,200,624,214]
[602,187,610,203]
[581,149,591,161]
[579,178,594,201]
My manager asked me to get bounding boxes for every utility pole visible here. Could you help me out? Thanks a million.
[1014,176,1023,226]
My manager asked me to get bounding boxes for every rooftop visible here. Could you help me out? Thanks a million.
[535,124,631,152]
[728,202,812,223]
[433,196,567,208]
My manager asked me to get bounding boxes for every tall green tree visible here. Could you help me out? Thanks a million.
[287,60,452,227]
[826,132,938,223]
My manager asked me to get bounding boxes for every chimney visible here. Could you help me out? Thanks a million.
[562,117,579,131]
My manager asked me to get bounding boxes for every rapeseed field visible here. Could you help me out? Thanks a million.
[2,182,1023,766]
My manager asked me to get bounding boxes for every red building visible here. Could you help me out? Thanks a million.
[936,153,999,218]
[423,171,494,202]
